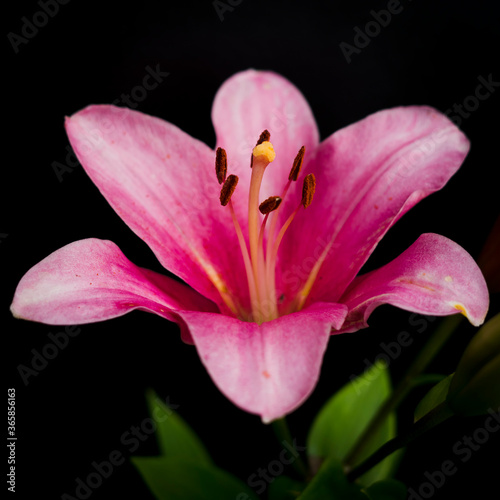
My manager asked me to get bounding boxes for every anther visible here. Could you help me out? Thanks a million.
[256,129,271,145]
[289,146,305,181]
[259,196,282,215]
[215,147,228,184]
[301,173,316,208]
[220,174,239,206]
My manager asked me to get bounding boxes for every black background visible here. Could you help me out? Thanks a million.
[4,0,499,498]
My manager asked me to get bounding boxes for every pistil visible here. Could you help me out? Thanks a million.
[248,141,276,319]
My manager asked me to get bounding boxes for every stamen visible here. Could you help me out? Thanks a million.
[301,173,316,208]
[265,145,307,286]
[228,200,259,322]
[266,174,317,316]
[215,147,227,184]
[220,174,238,206]
[289,146,305,181]
[257,211,274,321]
[256,129,271,145]
[259,196,282,215]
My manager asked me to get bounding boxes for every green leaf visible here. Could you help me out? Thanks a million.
[410,373,447,387]
[268,476,306,500]
[448,313,500,416]
[364,479,407,500]
[414,374,454,422]
[450,313,500,398]
[298,458,368,499]
[146,389,212,466]
[132,456,259,500]
[307,360,400,487]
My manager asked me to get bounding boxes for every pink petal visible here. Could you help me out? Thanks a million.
[277,106,470,309]
[65,105,247,315]
[338,234,489,333]
[10,239,218,343]
[178,302,348,422]
[212,69,319,216]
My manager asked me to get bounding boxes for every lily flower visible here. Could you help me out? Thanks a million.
[11,70,488,422]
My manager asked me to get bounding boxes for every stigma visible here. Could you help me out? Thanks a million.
[216,132,316,324]
[252,141,276,163]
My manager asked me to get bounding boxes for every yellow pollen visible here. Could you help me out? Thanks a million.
[252,141,276,162]
[454,304,467,316]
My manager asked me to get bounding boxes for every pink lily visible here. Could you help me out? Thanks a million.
[11,70,488,423]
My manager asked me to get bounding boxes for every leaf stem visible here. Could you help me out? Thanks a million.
[343,314,463,470]
[345,401,455,482]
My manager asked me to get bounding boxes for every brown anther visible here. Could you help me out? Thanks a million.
[220,174,239,206]
[215,147,227,184]
[289,146,305,181]
[301,173,316,208]
[256,129,271,145]
[259,196,282,215]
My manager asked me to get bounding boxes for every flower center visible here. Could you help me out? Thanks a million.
[216,131,316,324]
